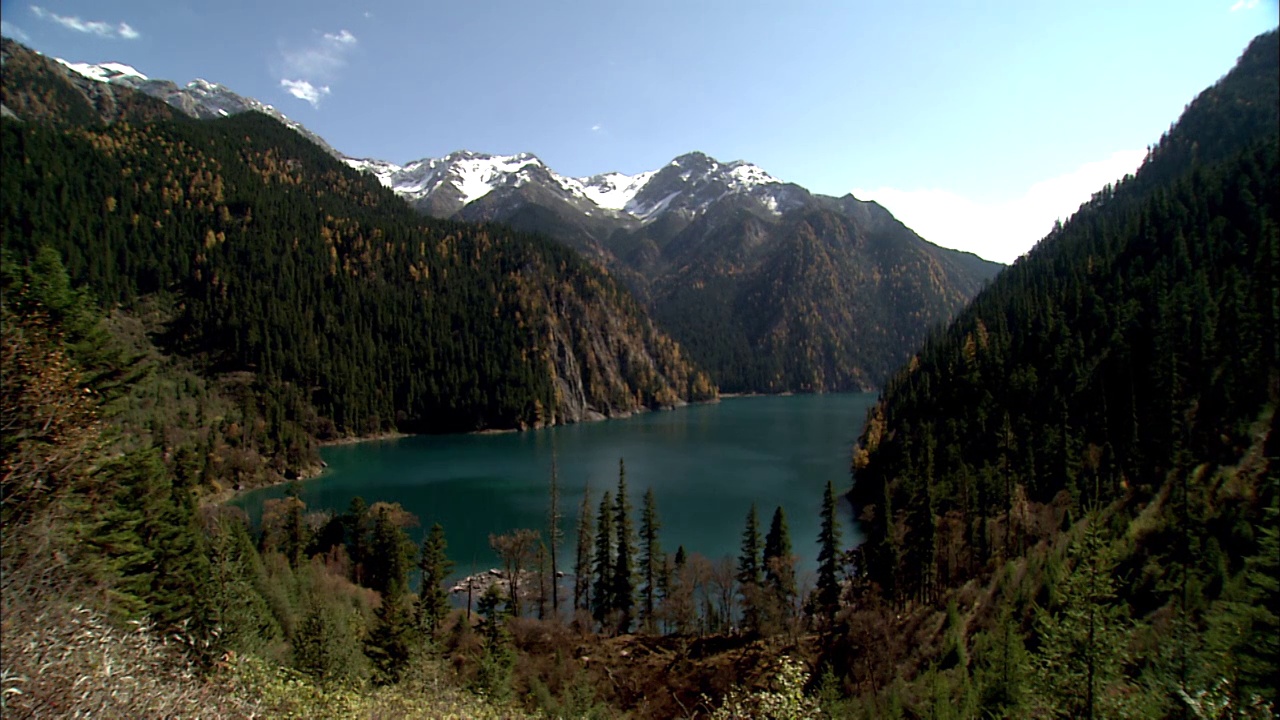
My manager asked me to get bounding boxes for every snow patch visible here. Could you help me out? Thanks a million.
[726,162,781,190]
[629,190,681,220]
[56,59,148,83]
[447,153,542,204]
[577,171,657,211]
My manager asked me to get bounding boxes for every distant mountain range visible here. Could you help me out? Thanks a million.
[345,148,1004,391]
[3,43,1004,393]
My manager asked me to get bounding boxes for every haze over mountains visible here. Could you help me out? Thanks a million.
[9,46,1003,394]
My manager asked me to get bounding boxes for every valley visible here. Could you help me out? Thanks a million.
[1,17,1277,720]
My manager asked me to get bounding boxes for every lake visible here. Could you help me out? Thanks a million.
[235,393,874,584]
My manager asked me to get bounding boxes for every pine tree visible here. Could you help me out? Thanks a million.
[294,594,365,685]
[474,583,515,702]
[343,496,370,585]
[366,505,414,596]
[612,458,636,633]
[737,503,762,633]
[547,451,563,617]
[639,487,663,634]
[816,480,843,619]
[573,481,594,612]
[282,480,307,568]
[205,517,282,657]
[973,595,1029,716]
[366,591,415,684]
[1030,519,1135,719]
[417,522,453,637]
[763,506,796,625]
[592,490,615,625]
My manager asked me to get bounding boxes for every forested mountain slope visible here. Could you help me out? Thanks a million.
[367,147,1003,393]
[839,29,1278,716]
[0,38,714,445]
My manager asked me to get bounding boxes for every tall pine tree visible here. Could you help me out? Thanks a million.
[612,458,636,633]
[639,487,663,634]
[763,506,796,625]
[547,451,563,617]
[574,481,594,612]
[416,522,453,637]
[816,480,843,620]
[737,503,763,633]
[592,490,615,626]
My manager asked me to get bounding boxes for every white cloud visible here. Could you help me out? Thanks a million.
[280,79,330,108]
[591,124,602,132]
[1230,0,1259,10]
[323,29,357,45]
[29,5,140,39]
[275,28,356,108]
[854,149,1145,264]
[1,20,31,42]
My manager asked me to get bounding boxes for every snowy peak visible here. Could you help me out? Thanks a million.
[725,160,782,191]
[347,149,800,223]
[342,150,553,208]
[575,171,657,212]
[445,151,545,203]
[46,56,341,157]
[56,59,147,84]
[660,152,782,191]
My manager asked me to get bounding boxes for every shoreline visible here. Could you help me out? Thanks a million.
[319,430,410,447]
[210,390,820,507]
[208,431,412,505]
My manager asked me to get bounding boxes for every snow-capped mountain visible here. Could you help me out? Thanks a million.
[52,58,340,157]
[344,145,1003,393]
[343,149,809,224]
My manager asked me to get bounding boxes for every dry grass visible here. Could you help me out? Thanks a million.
[1,596,259,718]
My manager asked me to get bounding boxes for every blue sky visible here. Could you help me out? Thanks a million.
[2,1,1275,262]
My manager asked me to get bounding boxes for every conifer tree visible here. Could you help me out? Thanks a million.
[474,583,515,702]
[343,496,370,584]
[417,522,453,637]
[816,480,843,619]
[592,490,615,625]
[763,506,796,623]
[737,503,762,632]
[366,505,414,596]
[282,480,307,568]
[547,451,563,617]
[366,591,415,684]
[573,481,594,612]
[738,503,762,586]
[206,517,282,657]
[294,594,365,685]
[639,487,663,633]
[1030,519,1134,719]
[612,458,636,633]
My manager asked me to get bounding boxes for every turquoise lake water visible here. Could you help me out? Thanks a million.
[235,393,874,583]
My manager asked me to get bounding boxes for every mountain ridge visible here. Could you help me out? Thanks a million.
[17,44,1004,394]
[0,37,716,442]
[346,145,1004,392]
